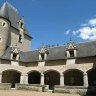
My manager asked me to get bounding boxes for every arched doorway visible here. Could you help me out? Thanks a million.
[2,70,21,88]
[28,71,41,84]
[87,68,96,86]
[64,69,83,86]
[44,70,60,90]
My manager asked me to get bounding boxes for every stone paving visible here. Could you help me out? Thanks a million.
[0,90,81,96]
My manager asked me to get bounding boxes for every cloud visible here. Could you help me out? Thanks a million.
[65,29,71,35]
[88,18,96,27]
[73,18,96,40]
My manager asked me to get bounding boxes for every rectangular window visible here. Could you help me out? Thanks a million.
[18,34,22,43]
[13,53,17,60]
[20,22,23,29]
[41,54,44,60]
[69,51,74,57]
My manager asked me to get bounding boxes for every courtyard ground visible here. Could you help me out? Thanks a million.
[0,90,81,96]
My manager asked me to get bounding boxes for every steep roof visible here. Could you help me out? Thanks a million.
[0,2,31,38]
[1,40,96,62]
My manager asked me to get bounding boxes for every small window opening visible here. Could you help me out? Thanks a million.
[41,54,44,60]
[69,51,74,57]
[2,22,6,27]
[20,22,23,29]
[18,34,22,43]
[3,22,5,26]
[13,53,17,60]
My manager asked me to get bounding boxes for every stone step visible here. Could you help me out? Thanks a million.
[11,88,16,90]
[47,90,53,93]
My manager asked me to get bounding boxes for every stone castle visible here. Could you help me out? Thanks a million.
[0,1,96,95]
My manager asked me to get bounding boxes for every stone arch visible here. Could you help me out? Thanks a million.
[87,68,96,86]
[44,69,60,74]
[2,69,21,74]
[64,69,83,86]
[64,69,84,74]
[27,70,41,74]
[44,69,60,90]
[28,70,41,84]
[2,69,21,88]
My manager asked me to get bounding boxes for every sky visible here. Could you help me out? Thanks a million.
[0,0,96,50]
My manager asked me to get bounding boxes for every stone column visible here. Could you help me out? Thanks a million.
[60,73,64,86]
[83,73,88,87]
[40,73,44,85]
[20,74,28,84]
[0,73,2,83]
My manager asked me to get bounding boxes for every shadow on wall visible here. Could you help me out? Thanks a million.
[85,86,96,96]
[85,67,96,95]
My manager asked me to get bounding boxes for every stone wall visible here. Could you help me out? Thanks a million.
[0,83,11,90]
[0,18,10,56]
[15,84,48,92]
[11,27,19,47]
[10,27,31,52]
[0,62,94,75]
[23,34,31,51]
[54,86,96,95]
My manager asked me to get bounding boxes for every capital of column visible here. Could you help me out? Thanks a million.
[41,73,44,76]
[60,73,64,76]
[83,73,87,76]
[21,73,28,76]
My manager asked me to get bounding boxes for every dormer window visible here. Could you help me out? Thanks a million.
[66,39,77,58]
[11,44,20,61]
[18,19,24,29]
[39,46,49,61]
[20,22,24,29]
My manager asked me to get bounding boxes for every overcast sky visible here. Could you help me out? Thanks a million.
[0,0,96,50]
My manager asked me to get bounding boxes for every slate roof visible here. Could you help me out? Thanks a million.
[14,40,96,62]
[0,2,31,38]
[1,40,96,62]
[21,40,96,62]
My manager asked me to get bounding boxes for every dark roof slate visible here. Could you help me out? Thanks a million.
[1,41,96,62]
[20,40,96,62]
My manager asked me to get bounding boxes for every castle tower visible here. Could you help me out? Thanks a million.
[0,2,10,56]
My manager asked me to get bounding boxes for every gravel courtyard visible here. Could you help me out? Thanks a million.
[0,90,81,96]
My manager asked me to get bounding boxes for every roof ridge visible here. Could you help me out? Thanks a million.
[34,40,96,51]
[76,40,96,45]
